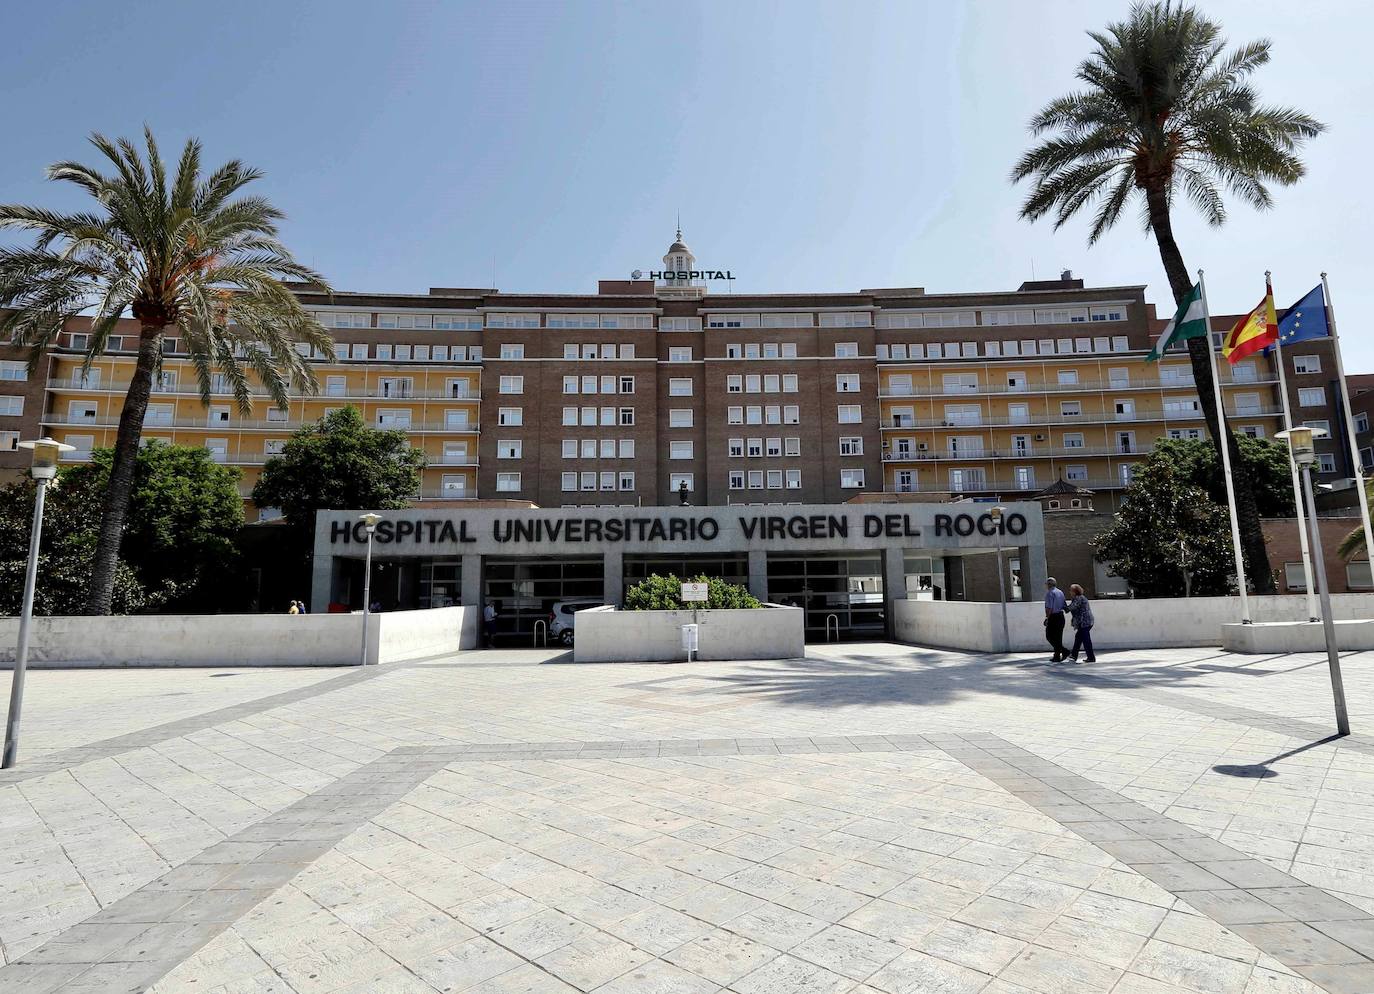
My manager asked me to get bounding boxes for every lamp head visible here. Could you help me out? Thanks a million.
[359,512,383,534]
[990,505,1007,521]
[18,437,76,481]
[1276,426,1326,468]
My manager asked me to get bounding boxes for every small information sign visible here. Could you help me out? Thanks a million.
[680,582,708,603]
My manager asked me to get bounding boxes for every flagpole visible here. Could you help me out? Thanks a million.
[1322,272,1374,578]
[1270,272,1318,621]
[1198,270,1252,623]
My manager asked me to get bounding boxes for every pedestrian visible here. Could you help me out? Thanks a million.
[1067,583,1097,663]
[483,600,498,648]
[1043,577,1071,662]
[288,600,300,616]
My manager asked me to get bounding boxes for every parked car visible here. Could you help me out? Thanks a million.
[548,600,603,646]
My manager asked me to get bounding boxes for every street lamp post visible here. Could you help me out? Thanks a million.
[990,505,1011,653]
[3,438,76,769]
[359,513,382,666]
[1276,426,1350,736]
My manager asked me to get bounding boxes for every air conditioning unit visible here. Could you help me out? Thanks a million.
[1034,434,1046,441]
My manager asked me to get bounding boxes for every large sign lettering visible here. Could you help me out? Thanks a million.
[328,510,1029,548]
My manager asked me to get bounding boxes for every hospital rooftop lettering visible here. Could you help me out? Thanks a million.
[329,511,1026,546]
[630,269,735,280]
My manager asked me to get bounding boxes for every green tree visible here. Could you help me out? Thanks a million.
[624,574,762,611]
[0,128,332,614]
[1012,2,1324,594]
[251,407,426,584]
[1149,436,1295,518]
[0,478,143,616]
[1094,463,1238,597]
[0,442,242,615]
[63,442,244,611]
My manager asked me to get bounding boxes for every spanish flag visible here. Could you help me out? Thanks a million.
[1222,281,1279,365]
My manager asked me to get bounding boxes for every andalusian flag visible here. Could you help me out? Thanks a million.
[1223,284,1279,364]
[1146,282,1208,361]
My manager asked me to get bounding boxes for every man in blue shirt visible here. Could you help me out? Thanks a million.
[1043,577,1071,662]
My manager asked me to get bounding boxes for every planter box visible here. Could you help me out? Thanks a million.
[573,605,804,663]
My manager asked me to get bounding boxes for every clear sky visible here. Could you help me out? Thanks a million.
[4,0,1370,369]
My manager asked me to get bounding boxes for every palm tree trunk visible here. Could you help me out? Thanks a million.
[1143,186,1276,593]
[84,326,163,614]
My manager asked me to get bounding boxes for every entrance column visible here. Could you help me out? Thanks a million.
[883,549,907,634]
[460,554,482,649]
[1024,541,1048,599]
[748,549,769,603]
[310,554,333,614]
[603,550,624,607]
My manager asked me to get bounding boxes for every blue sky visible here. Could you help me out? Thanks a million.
[5,0,1370,369]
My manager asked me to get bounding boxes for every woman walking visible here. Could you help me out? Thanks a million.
[1067,584,1096,663]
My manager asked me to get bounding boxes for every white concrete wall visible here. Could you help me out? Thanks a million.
[1223,619,1374,654]
[0,606,475,668]
[895,594,1374,652]
[574,605,804,663]
[373,606,475,664]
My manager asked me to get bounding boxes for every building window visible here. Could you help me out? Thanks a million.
[499,344,524,360]
[599,471,616,491]
[729,471,745,490]
[669,409,693,428]
[766,470,783,489]
[561,472,577,492]
[0,396,26,416]
[727,375,743,393]
[1304,419,1331,436]
[728,438,744,457]
[783,406,799,425]
[670,473,694,492]
[1353,412,1368,433]
[727,406,743,425]
[619,472,635,491]
[785,438,800,456]
[1063,433,1084,448]
[747,471,764,490]
[495,473,520,492]
[1,430,20,451]
[669,346,692,362]
[499,375,523,394]
[1057,369,1079,385]
[834,342,860,358]
[765,438,782,457]
[1299,387,1326,407]
[619,376,635,394]
[746,406,762,425]
[1293,355,1321,374]
[1360,447,1374,471]
[0,361,27,381]
[619,408,635,426]
[1318,453,1337,473]
[836,374,860,392]
[840,469,866,489]
[746,438,763,457]
[1065,465,1088,482]
[820,313,872,328]
[670,441,693,460]
[579,472,596,491]
[1090,305,1125,322]
[563,376,578,394]
[785,470,800,489]
[498,407,523,427]
[840,436,863,456]
[837,405,862,424]
[497,440,522,459]
[1060,401,1082,417]
[669,378,693,396]
[782,374,798,392]
[745,374,762,393]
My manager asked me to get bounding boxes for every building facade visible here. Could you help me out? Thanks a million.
[0,232,1360,514]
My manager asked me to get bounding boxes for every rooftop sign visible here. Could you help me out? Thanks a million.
[631,269,735,281]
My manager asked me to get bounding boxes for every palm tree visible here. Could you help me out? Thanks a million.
[0,128,333,614]
[1337,481,1371,560]
[1012,2,1324,594]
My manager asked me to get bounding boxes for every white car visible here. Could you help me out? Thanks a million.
[548,600,603,646]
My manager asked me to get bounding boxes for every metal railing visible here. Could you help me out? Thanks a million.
[879,405,1282,429]
[40,413,481,432]
[881,444,1154,462]
[884,476,1131,495]
[47,378,482,402]
[876,372,1272,398]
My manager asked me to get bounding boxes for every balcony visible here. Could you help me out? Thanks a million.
[877,372,1273,397]
[47,378,481,402]
[416,488,479,500]
[41,413,481,433]
[878,404,1283,430]
[884,475,1132,495]
[881,444,1154,463]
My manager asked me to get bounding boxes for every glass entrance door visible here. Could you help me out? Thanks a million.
[766,554,886,641]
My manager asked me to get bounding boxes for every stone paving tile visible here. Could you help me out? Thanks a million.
[1,644,1373,991]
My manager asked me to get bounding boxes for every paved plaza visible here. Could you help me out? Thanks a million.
[0,643,1372,994]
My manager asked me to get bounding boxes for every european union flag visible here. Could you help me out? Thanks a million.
[1278,285,1329,345]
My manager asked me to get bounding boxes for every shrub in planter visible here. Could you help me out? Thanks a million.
[624,574,762,611]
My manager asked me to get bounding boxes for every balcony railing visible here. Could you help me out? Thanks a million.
[881,445,1154,463]
[47,378,481,402]
[41,413,481,432]
[884,475,1132,495]
[877,372,1272,397]
[879,404,1282,429]
[416,488,479,500]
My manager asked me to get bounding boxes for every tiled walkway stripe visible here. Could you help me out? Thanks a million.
[943,733,1374,994]
[0,735,943,993]
[0,665,390,788]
